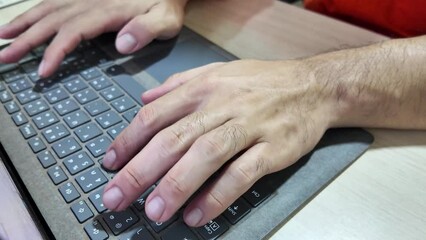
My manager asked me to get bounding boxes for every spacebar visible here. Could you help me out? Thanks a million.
[111,74,146,106]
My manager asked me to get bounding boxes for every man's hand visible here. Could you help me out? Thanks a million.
[101,59,338,227]
[0,0,188,77]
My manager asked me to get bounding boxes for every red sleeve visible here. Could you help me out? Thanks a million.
[304,0,426,37]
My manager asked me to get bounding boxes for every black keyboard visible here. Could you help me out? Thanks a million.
[0,41,274,240]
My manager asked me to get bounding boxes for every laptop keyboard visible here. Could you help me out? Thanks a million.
[0,41,274,239]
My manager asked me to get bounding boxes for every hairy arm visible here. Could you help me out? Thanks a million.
[307,35,426,130]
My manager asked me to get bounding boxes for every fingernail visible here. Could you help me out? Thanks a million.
[185,208,203,226]
[103,149,116,169]
[146,196,165,221]
[116,33,137,53]
[38,60,46,77]
[103,186,124,210]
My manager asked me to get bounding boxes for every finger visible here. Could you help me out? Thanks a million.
[102,110,231,211]
[142,62,225,104]
[144,121,256,223]
[182,143,271,226]
[39,8,131,77]
[0,2,84,64]
[0,1,58,39]
[115,4,182,54]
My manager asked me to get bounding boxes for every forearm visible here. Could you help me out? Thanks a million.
[304,35,426,130]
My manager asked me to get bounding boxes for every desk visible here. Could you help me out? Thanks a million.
[1,0,426,239]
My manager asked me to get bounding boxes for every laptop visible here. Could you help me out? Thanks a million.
[0,26,374,240]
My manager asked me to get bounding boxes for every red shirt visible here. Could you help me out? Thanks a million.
[304,0,426,37]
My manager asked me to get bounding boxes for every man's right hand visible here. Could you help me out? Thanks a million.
[0,0,188,77]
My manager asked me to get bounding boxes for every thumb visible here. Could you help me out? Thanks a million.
[115,11,181,54]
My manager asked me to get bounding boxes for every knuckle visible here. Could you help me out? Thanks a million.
[162,173,189,198]
[206,190,226,211]
[122,167,145,191]
[116,128,132,150]
[196,136,226,159]
[221,124,248,150]
[156,129,185,159]
[228,162,258,186]
[136,105,157,129]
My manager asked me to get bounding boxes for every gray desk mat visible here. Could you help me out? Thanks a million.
[222,128,373,240]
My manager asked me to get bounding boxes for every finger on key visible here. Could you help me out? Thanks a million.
[103,109,231,211]
[144,121,257,223]
[182,143,272,226]
[102,83,201,172]
[0,3,82,64]
[142,62,225,104]
[39,8,133,77]
[0,1,58,39]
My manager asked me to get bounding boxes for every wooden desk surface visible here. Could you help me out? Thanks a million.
[1,0,426,239]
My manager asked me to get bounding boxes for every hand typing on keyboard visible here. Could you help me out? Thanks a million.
[0,0,188,77]
[101,60,333,227]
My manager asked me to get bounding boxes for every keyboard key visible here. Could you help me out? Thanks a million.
[24,99,49,116]
[4,100,20,114]
[75,123,103,142]
[8,78,32,93]
[64,110,90,128]
[86,136,112,158]
[84,220,109,240]
[2,69,25,83]
[222,198,251,225]
[162,222,198,240]
[111,96,136,113]
[28,71,40,82]
[33,78,58,93]
[28,137,47,153]
[89,76,112,91]
[118,225,154,240]
[47,165,68,185]
[16,89,40,104]
[58,182,81,203]
[100,86,124,101]
[19,123,37,139]
[133,185,155,211]
[76,167,108,193]
[80,67,102,81]
[0,90,12,103]
[11,112,28,126]
[74,88,98,104]
[95,111,122,129]
[88,187,107,213]
[64,151,94,175]
[0,81,5,91]
[145,214,178,233]
[33,111,59,129]
[44,87,68,104]
[52,137,82,158]
[123,108,139,123]
[103,209,139,235]
[107,122,127,140]
[71,200,93,223]
[84,99,110,116]
[196,217,229,240]
[42,123,70,143]
[0,63,18,74]
[242,180,272,207]
[53,98,79,116]
[110,73,145,105]
[64,77,88,93]
[36,150,57,168]
[21,60,39,73]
